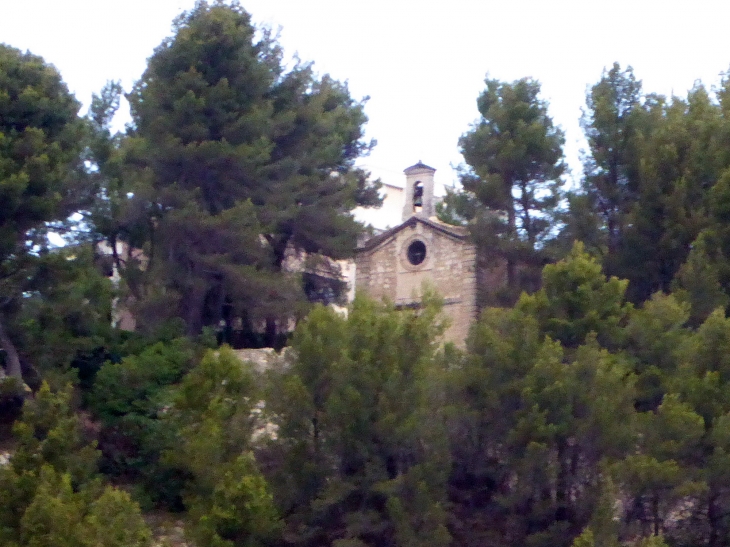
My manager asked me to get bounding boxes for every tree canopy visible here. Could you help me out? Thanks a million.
[117,1,381,338]
[9,3,730,547]
[441,77,565,302]
[0,44,87,379]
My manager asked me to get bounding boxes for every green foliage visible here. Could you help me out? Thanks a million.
[13,247,115,386]
[187,454,279,547]
[458,77,565,239]
[615,395,704,504]
[567,62,730,305]
[672,237,729,327]
[89,338,195,423]
[625,292,690,410]
[615,85,724,302]
[118,0,380,337]
[576,63,643,256]
[0,382,151,546]
[452,280,636,547]
[17,465,151,547]
[519,242,631,349]
[86,338,199,506]
[164,348,280,545]
[269,297,450,546]
[448,76,565,296]
[0,44,87,379]
[0,44,85,264]
[81,485,152,547]
[165,348,260,476]
[10,383,99,486]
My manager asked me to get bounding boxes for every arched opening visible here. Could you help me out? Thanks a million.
[413,181,423,213]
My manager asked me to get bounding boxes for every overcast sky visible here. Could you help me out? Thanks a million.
[3,0,730,200]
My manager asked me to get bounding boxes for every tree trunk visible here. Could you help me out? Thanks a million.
[506,203,517,292]
[708,488,721,547]
[264,317,277,348]
[555,439,570,522]
[652,493,660,537]
[0,315,22,379]
[185,284,208,336]
[607,215,618,255]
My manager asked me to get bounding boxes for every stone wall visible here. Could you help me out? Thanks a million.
[355,219,477,347]
[230,348,293,373]
[476,253,510,309]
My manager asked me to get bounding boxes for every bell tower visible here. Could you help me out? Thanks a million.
[402,161,436,221]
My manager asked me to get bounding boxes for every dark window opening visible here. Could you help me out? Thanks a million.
[407,240,427,266]
[303,272,347,306]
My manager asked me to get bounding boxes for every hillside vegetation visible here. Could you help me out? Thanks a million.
[5,2,730,546]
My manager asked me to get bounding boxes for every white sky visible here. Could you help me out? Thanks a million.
[3,0,730,228]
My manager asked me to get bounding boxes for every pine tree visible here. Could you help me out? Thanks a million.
[448,77,565,298]
[123,1,381,338]
[450,245,636,547]
[0,45,86,379]
[577,63,643,256]
[162,348,280,546]
[269,297,451,547]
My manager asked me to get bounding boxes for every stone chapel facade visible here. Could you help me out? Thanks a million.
[354,162,478,346]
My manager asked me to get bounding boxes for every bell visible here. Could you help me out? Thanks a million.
[413,184,424,207]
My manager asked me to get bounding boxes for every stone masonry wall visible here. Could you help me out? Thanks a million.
[355,221,477,347]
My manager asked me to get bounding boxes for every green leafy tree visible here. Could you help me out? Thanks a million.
[18,466,151,547]
[571,64,730,304]
[613,396,705,539]
[450,245,637,547]
[512,340,635,547]
[575,63,643,256]
[9,383,100,486]
[87,338,199,503]
[123,1,381,338]
[679,167,730,313]
[672,237,729,327]
[86,80,155,310]
[12,247,114,387]
[269,297,451,547]
[0,44,86,379]
[0,382,151,547]
[445,76,565,298]
[624,292,690,411]
[448,304,542,546]
[518,242,631,350]
[163,348,280,546]
[617,85,725,302]
[670,310,730,546]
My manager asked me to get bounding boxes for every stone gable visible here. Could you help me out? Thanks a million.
[355,216,477,346]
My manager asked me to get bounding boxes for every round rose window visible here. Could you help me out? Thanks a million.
[407,240,427,266]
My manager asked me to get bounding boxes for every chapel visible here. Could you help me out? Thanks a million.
[354,162,478,346]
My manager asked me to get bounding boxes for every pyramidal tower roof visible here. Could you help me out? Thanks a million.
[403,160,436,174]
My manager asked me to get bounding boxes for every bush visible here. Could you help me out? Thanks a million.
[87,339,198,507]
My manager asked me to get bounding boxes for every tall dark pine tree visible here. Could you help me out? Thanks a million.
[579,63,643,256]
[568,64,728,304]
[0,45,86,379]
[618,85,722,302]
[124,1,380,337]
[453,77,565,298]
